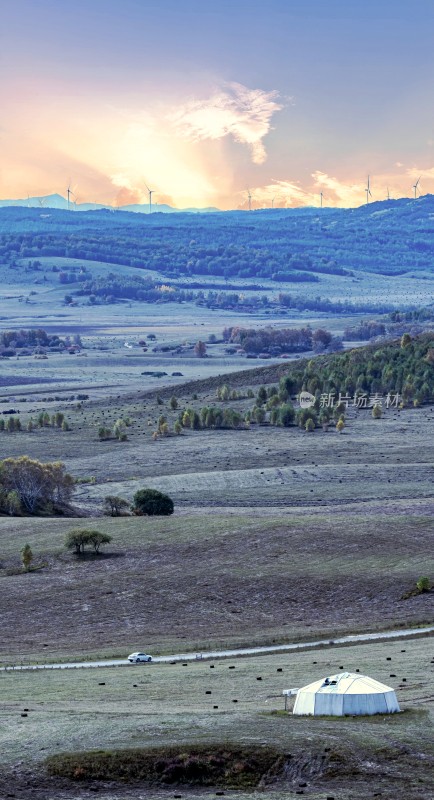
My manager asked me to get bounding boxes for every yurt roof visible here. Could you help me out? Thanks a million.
[297,672,395,695]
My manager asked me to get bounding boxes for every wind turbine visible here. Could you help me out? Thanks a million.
[386,186,390,201]
[145,184,154,214]
[67,181,75,211]
[247,189,252,211]
[413,176,421,199]
[320,191,325,208]
[271,196,275,209]
[365,175,372,205]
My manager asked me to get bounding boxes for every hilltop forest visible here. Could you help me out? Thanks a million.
[1,195,434,282]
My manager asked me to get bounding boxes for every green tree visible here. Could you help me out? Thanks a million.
[174,420,182,435]
[21,543,33,571]
[336,418,345,434]
[305,418,315,432]
[133,488,174,516]
[217,384,230,401]
[169,395,178,410]
[296,408,317,429]
[65,528,111,555]
[401,333,411,349]
[104,495,129,516]
[278,403,295,427]
[88,531,112,553]
[257,386,267,405]
[372,404,382,419]
[157,414,167,433]
[253,406,266,424]
[98,426,112,440]
[113,419,127,441]
[65,529,90,555]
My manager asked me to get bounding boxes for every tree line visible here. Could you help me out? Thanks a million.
[3,199,434,282]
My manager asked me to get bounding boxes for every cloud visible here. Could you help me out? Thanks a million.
[169,82,283,164]
[242,179,316,209]
[113,186,143,207]
[312,171,366,206]
[312,168,434,206]
[406,166,434,181]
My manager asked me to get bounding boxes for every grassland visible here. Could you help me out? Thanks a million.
[1,636,433,799]
[1,510,433,663]
[1,364,433,513]
[1,250,434,798]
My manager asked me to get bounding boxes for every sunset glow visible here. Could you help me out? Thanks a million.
[1,0,434,209]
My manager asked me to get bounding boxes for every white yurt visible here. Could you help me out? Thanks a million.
[292,672,400,716]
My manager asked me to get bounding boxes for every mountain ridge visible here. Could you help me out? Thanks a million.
[0,193,220,214]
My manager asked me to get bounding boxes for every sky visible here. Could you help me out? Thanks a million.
[1,0,434,210]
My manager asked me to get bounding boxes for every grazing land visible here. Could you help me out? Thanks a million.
[1,636,433,799]
[0,508,433,663]
[1,206,434,799]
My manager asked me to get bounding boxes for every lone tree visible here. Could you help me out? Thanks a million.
[65,528,112,555]
[104,495,129,516]
[21,543,33,571]
[194,340,207,358]
[372,404,382,419]
[133,488,174,516]
[336,418,345,434]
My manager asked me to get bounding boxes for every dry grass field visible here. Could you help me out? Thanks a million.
[1,636,433,799]
[0,369,433,512]
[0,510,433,662]
[1,262,434,798]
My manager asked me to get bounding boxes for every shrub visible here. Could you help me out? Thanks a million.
[21,543,33,571]
[113,419,127,441]
[416,576,431,593]
[98,426,112,440]
[133,489,174,516]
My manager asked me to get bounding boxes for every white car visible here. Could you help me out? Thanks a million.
[128,652,152,663]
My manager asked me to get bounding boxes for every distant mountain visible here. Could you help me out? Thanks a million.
[0,194,220,214]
